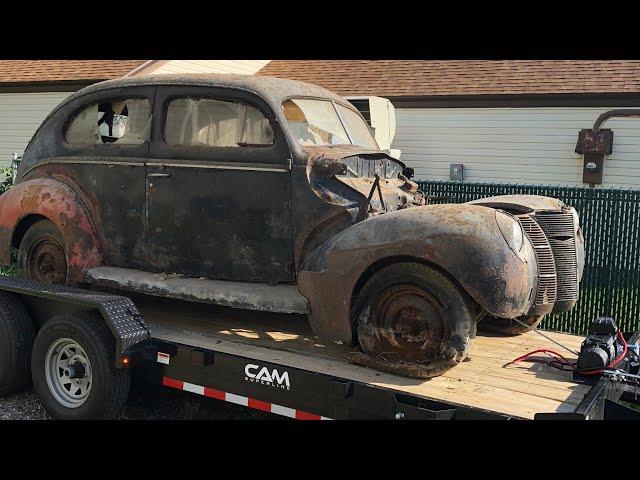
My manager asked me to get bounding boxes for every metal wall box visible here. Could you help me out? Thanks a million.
[450,163,464,181]
[575,129,614,155]
[583,153,605,184]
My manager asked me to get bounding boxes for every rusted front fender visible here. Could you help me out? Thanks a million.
[298,204,538,342]
[0,178,103,283]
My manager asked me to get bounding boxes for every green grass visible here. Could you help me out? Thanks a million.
[0,264,16,277]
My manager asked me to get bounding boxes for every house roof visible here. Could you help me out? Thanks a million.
[257,61,640,98]
[0,60,148,85]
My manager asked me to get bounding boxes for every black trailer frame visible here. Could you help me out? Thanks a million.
[147,337,508,420]
[145,332,640,421]
[1,276,640,421]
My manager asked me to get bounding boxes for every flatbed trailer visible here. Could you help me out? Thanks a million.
[1,276,639,420]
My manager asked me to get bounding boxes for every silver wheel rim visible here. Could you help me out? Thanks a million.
[44,338,92,408]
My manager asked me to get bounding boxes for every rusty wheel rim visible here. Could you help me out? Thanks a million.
[27,237,67,284]
[366,285,449,363]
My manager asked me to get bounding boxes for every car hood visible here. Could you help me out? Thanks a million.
[467,194,570,213]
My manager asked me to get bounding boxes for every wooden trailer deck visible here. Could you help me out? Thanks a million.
[136,295,591,420]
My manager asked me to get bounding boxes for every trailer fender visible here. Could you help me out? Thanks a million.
[298,204,538,342]
[0,178,103,283]
[0,276,150,366]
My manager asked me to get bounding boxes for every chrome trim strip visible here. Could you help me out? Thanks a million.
[21,158,146,176]
[22,158,291,176]
[146,161,290,173]
[36,159,145,167]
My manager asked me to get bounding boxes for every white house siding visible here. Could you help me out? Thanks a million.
[141,60,270,76]
[393,107,640,189]
[0,92,73,167]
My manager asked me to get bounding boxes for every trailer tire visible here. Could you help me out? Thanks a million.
[479,314,545,336]
[0,292,35,396]
[31,311,130,419]
[351,263,474,378]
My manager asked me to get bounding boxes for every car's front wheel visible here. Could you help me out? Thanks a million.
[17,219,68,285]
[350,263,476,378]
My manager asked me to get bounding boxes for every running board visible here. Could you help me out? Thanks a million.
[84,267,309,315]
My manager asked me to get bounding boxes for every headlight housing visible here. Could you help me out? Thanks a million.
[496,210,524,255]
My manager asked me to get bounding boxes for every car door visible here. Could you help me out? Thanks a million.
[146,86,295,283]
[59,86,156,269]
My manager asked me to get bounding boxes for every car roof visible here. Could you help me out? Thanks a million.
[18,74,359,175]
[64,73,348,110]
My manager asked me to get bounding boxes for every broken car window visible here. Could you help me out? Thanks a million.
[65,98,151,145]
[164,98,274,147]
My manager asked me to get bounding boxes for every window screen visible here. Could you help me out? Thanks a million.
[65,98,151,145]
[165,98,274,147]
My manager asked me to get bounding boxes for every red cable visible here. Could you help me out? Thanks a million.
[508,331,628,376]
[507,349,575,369]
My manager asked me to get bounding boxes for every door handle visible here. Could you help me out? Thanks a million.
[148,173,171,178]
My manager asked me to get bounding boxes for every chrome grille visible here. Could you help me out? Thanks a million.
[518,215,557,306]
[533,212,578,303]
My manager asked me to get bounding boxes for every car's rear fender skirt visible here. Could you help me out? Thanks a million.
[0,178,103,283]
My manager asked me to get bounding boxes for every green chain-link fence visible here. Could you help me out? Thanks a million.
[417,180,640,336]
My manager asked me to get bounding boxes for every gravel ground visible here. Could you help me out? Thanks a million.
[0,378,277,420]
[0,391,51,420]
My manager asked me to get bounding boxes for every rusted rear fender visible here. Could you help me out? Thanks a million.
[0,178,103,283]
[298,204,538,342]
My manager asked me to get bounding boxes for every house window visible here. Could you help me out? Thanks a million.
[65,98,151,145]
[164,98,274,147]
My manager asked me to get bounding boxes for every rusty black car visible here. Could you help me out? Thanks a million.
[0,74,585,377]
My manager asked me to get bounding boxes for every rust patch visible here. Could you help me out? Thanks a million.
[0,178,103,283]
[575,129,614,155]
[299,203,540,342]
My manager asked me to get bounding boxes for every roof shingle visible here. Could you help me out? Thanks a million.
[257,60,640,97]
[0,60,148,84]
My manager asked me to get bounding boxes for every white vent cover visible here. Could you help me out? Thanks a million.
[346,96,400,159]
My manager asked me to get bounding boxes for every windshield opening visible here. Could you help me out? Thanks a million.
[282,98,378,150]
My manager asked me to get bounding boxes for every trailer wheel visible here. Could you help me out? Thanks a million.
[352,263,474,377]
[31,311,130,419]
[17,219,68,285]
[479,314,545,336]
[0,292,35,396]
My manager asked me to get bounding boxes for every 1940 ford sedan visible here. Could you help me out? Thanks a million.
[0,74,585,376]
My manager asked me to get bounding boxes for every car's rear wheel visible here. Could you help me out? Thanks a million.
[350,263,475,378]
[17,219,67,285]
[479,314,545,336]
